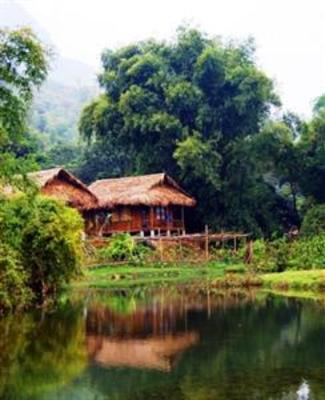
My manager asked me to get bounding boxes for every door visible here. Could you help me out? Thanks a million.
[141,208,150,230]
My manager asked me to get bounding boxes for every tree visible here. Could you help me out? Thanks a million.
[298,109,325,204]
[79,27,286,236]
[0,28,84,312]
[0,194,84,302]
[0,27,48,181]
[0,27,48,143]
[253,120,302,217]
[313,93,325,114]
[301,204,325,237]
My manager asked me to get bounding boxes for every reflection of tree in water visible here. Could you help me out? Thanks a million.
[0,304,87,400]
[0,290,324,400]
[83,290,325,400]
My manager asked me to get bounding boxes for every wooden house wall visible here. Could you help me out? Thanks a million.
[84,205,185,237]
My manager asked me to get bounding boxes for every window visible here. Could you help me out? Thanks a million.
[111,207,131,222]
[155,207,168,221]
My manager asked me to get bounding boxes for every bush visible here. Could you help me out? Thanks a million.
[283,234,325,270]
[250,234,325,272]
[248,239,278,272]
[0,243,32,312]
[21,196,84,299]
[301,204,325,237]
[98,233,150,262]
[0,194,84,304]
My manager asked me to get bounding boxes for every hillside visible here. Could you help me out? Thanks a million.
[1,1,99,143]
[30,81,97,144]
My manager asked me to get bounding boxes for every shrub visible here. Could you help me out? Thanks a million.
[250,234,325,272]
[21,196,84,299]
[249,239,278,272]
[283,234,325,270]
[0,194,84,303]
[0,243,32,312]
[301,204,325,237]
[211,244,246,264]
[98,233,150,262]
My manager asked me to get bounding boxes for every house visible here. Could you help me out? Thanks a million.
[88,173,196,236]
[27,168,100,235]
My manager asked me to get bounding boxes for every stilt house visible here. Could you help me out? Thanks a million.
[88,173,196,236]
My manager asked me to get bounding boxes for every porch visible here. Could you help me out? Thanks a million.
[93,205,186,237]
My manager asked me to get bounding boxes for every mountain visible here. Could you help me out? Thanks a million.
[1,0,99,142]
[30,81,97,144]
[49,57,98,88]
[0,0,52,43]
[0,1,98,86]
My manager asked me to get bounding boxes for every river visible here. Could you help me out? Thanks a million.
[0,287,324,399]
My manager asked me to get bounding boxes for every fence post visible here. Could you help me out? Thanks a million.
[245,239,253,264]
[205,224,209,261]
[159,229,163,262]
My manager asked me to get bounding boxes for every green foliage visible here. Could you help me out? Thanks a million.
[313,93,325,114]
[0,27,85,312]
[21,196,84,296]
[38,141,83,170]
[0,27,48,184]
[0,194,84,305]
[0,27,48,142]
[0,305,87,398]
[78,26,285,236]
[98,233,150,262]
[0,243,32,312]
[30,81,97,145]
[283,234,325,270]
[250,235,325,273]
[298,110,325,203]
[174,133,221,189]
[301,205,325,237]
[249,239,279,272]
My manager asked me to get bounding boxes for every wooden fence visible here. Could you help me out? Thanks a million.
[84,226,252,268]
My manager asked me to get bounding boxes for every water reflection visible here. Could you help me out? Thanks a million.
[88,333,198,371]
[0,304,86,400]
[0,288,324,400]
[297,380,310,400]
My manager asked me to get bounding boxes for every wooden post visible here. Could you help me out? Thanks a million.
[181,206,185,230]
[150,207,154,237]
[179,235,183,261]
[205,224,209,261]
[150,207,154,229]
[159,230,163,262]
[234,236,237,253]
[245,239,253,264]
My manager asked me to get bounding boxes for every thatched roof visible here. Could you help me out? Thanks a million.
[89,173,196,208]
[28,168,99,211]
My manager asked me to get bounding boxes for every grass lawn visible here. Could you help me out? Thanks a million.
[262,269,325,291]
[73,261,241,289]
[72,262,325,298]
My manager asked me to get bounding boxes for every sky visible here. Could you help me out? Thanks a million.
[2,0,325,117]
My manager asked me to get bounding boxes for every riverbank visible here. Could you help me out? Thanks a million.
[73,262,325,295]
[262,270,325,291]
[73,261,238,289]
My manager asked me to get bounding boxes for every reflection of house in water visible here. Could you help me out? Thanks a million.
[85,290,260,372]
[87,333,198,372]
[86,295,200,372]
